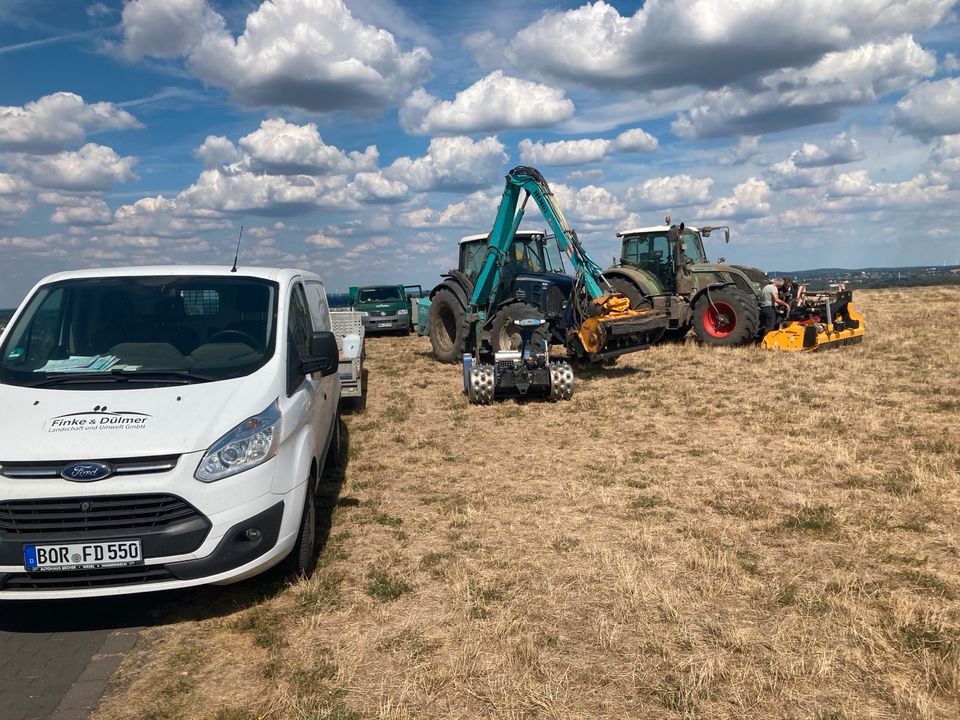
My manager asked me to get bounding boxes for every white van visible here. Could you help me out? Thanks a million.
[0,266,351,599]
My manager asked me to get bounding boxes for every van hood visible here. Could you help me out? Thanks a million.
[0,365,281,463]
[355,300,406,311]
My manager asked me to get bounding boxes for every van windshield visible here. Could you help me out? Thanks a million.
[0,276,278,388]
[358,286,403,302]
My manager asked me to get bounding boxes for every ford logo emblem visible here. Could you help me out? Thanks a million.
[61,462,113,482]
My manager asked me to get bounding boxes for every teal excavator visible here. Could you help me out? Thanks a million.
[422,166,667,403]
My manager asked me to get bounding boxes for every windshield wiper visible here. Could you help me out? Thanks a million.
[27,368,216,388]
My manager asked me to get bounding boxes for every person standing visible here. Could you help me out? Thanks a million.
[780,277,796,306]
[760,277,790,337]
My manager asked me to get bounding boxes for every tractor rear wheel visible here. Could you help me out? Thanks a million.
[691,286,759,347]
[429,288,469,363]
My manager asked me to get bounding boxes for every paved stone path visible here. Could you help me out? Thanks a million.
[0,577,283,720]
[0,599,144,720]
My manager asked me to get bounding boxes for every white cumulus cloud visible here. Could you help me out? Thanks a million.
[400,71,574,135]
[397,191,499,228]
[791,132,865,167]
[499,0,953,92]
[825,171,950,210]
[305,233,343,248]
[238,118,378,175]
[118,0,224,60]
[50,198,113,226]
[697,178,771,219]
[673,36,936,138]
[7,144,138,191]
[518,128,657,166]
[0,92,141,154]
[118,0,431,114]
[890,76,960,139]
[387,136,507,191]
[625,175,714,210]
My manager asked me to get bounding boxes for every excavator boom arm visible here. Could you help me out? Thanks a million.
[469,166,608,310]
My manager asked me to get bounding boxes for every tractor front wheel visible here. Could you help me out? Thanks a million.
[428,288,469,363]
[691,287,759,347]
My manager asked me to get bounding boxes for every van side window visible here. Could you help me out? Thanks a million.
[304,281,331,332]
[288,284,312,358]
[14,288,65,367]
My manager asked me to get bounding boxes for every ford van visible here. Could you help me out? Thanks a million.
[0,266,351,599]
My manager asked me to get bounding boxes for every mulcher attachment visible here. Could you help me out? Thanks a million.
[761,289,865,352]
[465,318,575,404]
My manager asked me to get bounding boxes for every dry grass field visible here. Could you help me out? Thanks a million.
[94,285,960,720]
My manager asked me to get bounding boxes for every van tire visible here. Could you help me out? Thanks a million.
[284,484,317,578]
[327,415,342,470]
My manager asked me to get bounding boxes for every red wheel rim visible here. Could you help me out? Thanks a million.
[704,302,737,337]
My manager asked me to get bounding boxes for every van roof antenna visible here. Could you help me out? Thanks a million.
[231,225,243,273]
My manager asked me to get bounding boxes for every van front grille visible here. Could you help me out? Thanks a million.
[0,455,179,480]
[0,494,202,535]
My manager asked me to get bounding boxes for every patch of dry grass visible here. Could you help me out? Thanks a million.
[94,286,960,720]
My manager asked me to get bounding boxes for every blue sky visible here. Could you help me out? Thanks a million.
[1,0,959,305]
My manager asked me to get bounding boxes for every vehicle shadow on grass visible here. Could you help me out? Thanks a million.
[0,422,351,635]
[573,363,650,380]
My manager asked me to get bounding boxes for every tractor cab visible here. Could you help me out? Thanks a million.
[616,226,708,293]
[459,230,567,283]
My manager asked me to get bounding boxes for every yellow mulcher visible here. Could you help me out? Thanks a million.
[761,287,865,351]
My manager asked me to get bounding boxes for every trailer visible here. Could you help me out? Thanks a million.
[330,310,365,401]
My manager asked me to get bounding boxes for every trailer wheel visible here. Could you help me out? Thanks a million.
[283,483,317,578]
[429,289,468,363]
[691,287,759,347]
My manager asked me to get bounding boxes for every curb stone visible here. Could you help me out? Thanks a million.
[46,628,139,720]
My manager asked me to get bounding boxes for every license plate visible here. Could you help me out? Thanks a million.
[377,322,392,327]
[23,539,143,571]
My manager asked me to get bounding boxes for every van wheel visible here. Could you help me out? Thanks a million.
[283,484,317,578]
[327,415,343,470]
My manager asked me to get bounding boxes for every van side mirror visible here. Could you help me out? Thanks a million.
[301,331,339,376]
[724,229,731,243]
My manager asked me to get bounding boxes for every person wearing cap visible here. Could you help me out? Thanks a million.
[759,277,791,337]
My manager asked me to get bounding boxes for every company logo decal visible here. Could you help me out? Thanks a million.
[45,405,152,433]
[61,462,113,482]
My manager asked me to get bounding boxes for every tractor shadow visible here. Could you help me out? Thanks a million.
[0,422,351,634]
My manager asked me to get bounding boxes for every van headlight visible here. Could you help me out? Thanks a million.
[195,400,281,482]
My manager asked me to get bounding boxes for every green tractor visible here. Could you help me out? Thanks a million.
[603,221,769,346]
